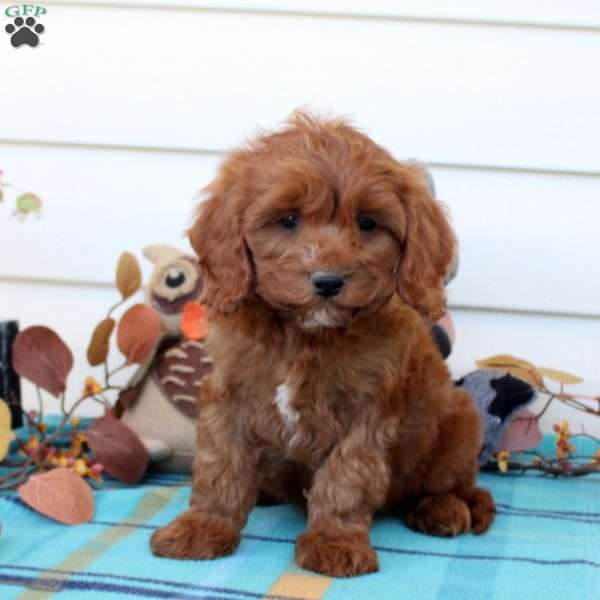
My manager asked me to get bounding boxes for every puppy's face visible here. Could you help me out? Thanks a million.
[242,158,403,329]
[190,114,455,327]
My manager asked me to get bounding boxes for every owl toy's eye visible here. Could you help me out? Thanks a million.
[165,269,186,288]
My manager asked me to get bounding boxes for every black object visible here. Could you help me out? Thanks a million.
[312,272,345,298]
[489,374,536,420]
[430,323,452,359]
[0,321,22,428]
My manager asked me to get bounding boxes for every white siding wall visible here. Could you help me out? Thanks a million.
[1,1,599,433]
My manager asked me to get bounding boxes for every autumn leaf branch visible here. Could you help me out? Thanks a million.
[0,252,159,521]
[478,355,600,477]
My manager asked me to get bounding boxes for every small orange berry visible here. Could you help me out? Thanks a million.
[74,459,88,477]
[82,376,103,397]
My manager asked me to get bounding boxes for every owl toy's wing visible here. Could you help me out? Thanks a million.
[150,337,213,420]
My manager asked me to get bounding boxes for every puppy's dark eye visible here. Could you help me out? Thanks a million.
[358,215,377,232]
[279,214,299,230]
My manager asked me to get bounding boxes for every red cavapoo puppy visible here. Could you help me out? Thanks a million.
[150,113,495,577]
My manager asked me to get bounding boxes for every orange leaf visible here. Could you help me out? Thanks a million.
[503,366,545,389]
[116,304,161,365]
[116,252,142,300]
[12,326,73,397]
[477,354,538,372]
[181,302,208,341]
[0,398,15,462]
[538,367,583,386]
[86,318,115,367]
[476,354,545,389]
[18,468,94,525]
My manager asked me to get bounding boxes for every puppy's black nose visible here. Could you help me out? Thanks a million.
[312,272,345,298]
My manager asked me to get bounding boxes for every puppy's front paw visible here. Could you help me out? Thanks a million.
[150,511,240,560]
[295,530,378,577]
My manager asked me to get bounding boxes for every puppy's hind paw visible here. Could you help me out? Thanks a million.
[150,511,240,560]
[465,487,496,534]
[404,493,471,537]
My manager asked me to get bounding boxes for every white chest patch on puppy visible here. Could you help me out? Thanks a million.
[274,383,299,429]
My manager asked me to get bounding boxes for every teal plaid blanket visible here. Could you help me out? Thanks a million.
[1,436,599,599]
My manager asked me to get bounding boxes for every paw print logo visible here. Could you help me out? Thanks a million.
[5,16,45,48]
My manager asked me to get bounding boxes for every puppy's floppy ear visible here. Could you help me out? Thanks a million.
[188,170,252,316]
[396,164,456,322]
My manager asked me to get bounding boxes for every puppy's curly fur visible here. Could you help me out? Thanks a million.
[150,113,495,577]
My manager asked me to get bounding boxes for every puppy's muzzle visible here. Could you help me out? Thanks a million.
[311,271,345,298]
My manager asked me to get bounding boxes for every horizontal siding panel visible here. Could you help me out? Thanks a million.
[47,1,600,29]
[439,168,600,316]
[0,144,203,287]
[2,281,598,434]
[1,143,599,316]
[2,6,600,173]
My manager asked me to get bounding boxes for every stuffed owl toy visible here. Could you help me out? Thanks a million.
[143,244,205,334]
[117,245,211,472]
